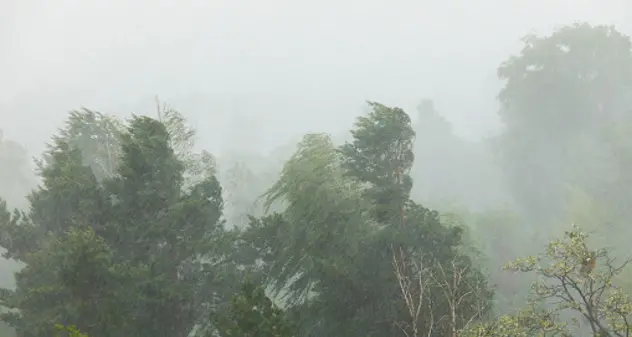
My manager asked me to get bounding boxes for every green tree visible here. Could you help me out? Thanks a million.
[212,281,295,337]
[338,102,492,337]
[243,102,492,337]
[48,109,123,181]
[1,228,135,337]
[100,116,232,337]
[0,111,236,337]
[257,132,371,305]
[462,226,632,337]
[155,99,217,189]
[339,101,415,224]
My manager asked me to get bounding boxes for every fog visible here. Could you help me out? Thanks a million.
[3,1,632,336]
[3,0,630,155]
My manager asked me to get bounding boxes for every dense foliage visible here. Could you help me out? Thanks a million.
[1,22,632,337]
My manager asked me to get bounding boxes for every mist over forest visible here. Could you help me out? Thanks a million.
[4,2,632,337]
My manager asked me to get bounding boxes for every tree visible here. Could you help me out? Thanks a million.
[256,132,371,305]
[496,23,632,227]
[339,101,415,224]
[392,238,492,337]
[0,100,496,337]
[462,226,632,336]
[0,138,105,262]
[1,228,135,337]
[212,281,295,337]
[338,102,492,336]
[100,116,232,337]
[155,99,218,189]
[0,111,237,337]
[243,102,493,337]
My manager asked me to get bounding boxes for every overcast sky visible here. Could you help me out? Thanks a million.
[2,0,631,156]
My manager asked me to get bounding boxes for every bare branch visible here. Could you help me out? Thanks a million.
[393,246,488,337]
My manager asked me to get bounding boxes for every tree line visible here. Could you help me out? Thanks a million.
[2,22,632,337]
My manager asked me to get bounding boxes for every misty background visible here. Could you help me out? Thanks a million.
[3,0,631,156]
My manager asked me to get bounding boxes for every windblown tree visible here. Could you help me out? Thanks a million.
[155,100,217,188]
[0,111,238,337]
[339,101,415,225]
[339,102,492,336]
[47,109,124,181]
[242,102,493,337]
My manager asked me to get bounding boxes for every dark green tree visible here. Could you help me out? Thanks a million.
[213,281,295,337]
[101,116,232,337]
[243,102,492,337]
[339,101,415,224]
[1,228,135,337]
[0,111,237,337]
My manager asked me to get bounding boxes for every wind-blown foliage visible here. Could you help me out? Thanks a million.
[0,113,237,337]
[241,102,492,337]
[5,21,632,337]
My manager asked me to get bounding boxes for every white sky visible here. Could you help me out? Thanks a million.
[2,0,631,155]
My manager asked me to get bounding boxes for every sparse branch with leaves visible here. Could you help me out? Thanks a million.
[462,225,632,337]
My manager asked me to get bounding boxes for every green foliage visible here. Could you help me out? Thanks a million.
[156,100,217,188]
[49,108,123,181]
[462,226,632,336]
[212,281,295,337]
[0,228,131,337]
[339,101,415,224]
[54,325,88,337]
[242,102,493,337]
[0,111,235,337]
[258,132,371,304]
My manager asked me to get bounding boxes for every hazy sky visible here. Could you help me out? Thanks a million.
[2,0,631,156]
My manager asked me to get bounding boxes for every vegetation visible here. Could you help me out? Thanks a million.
[0,22,631,337]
